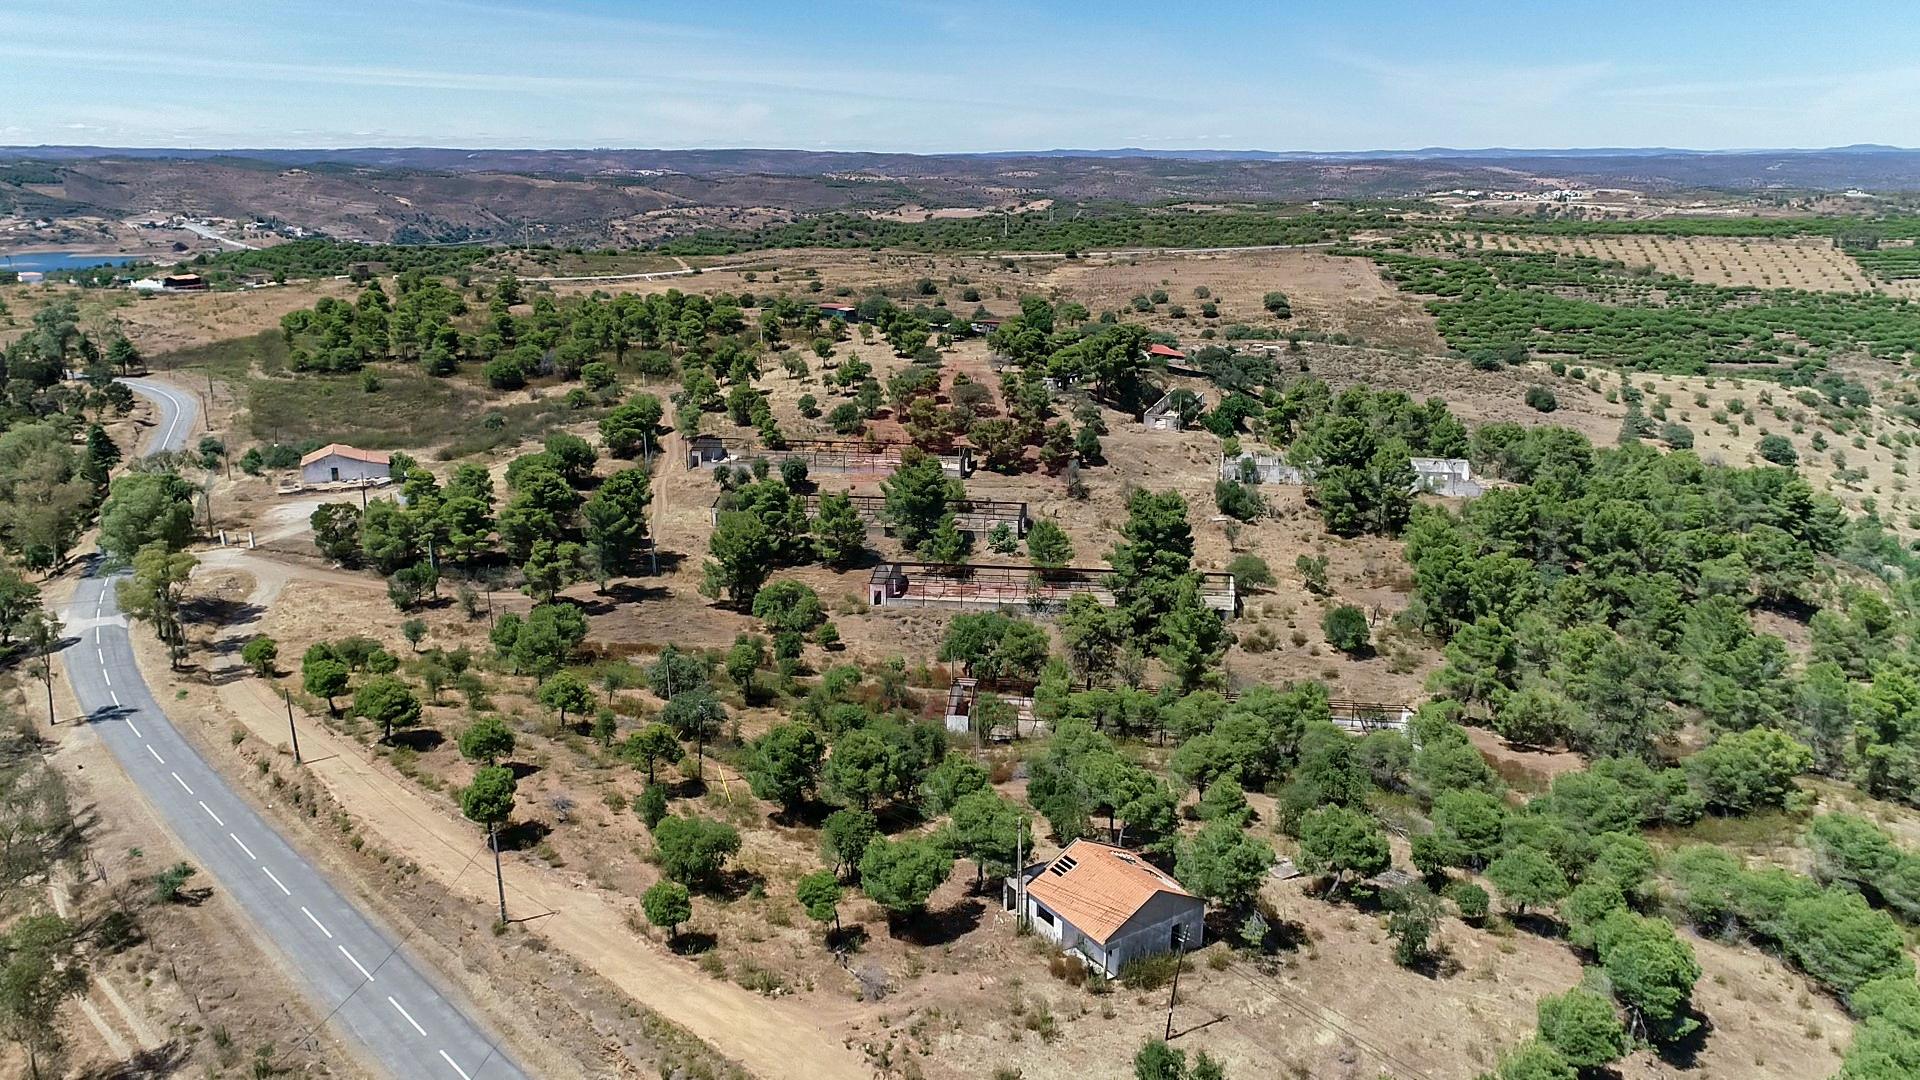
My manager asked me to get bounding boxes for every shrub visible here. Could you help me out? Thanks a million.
[1225,554,1273,589]
[1757,434,1799,466]
[1321,605,1370,655]
[1524,386,1558,413]
[1118,952,1183,990]
[1445,880,1490,921]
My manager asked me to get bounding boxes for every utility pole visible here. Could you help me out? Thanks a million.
[1163,925,1185,1041]
[40,638,54,727]
[489,821,508,924]
[282,687,302,765]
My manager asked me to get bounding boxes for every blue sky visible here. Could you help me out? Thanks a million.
[6,1,1919,152]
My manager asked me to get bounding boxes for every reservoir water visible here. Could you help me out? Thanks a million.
[0,251,145,273]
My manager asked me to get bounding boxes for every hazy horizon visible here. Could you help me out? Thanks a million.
[10,0,1920,153]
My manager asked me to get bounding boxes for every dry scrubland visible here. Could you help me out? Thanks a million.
[24,233,1904,1080]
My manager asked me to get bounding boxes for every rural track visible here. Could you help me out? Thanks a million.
[60,376,527,1080]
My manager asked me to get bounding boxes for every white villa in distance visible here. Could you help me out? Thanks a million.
[1004,839,1204,978]
[300,444,391,485]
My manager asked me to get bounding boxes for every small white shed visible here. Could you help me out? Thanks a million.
[1004,839,1204,978]
[300,444,391,485]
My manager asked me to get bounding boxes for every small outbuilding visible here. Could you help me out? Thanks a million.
[300,444,391,485]
[1005,839,1204,978]
[1146,342,1186,361]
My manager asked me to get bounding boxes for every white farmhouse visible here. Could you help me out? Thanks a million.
[1004,840,1204,978]
[300,444,391,485]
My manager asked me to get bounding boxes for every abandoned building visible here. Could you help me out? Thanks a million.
[1005,840,1205,979]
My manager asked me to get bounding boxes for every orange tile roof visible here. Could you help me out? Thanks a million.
[1023,839,1195,944]
[299,443,392,467]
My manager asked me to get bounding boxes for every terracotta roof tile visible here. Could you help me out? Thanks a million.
[299,443,392,467]
[1023,839,1194,944]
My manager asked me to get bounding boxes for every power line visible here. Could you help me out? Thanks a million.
[1223,960,1440,1080]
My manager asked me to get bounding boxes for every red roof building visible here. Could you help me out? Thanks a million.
[1147,343,1186,360]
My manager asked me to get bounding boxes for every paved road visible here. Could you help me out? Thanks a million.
[181,221,260,251]
[63,377,526,1080]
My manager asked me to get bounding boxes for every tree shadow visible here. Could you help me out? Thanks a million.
[826,924,869,953]
[667,776,708,800]
[895,897,984,946]
[180,596,265,629]
[1653,1009,1713,1068]
[496,819,551,852]
[705,866,767,902]
[388,728,445,752]
[505,761,543,782]
[1506,911,1563,939]
[669,930,717,956]
[74,1039,190,1079]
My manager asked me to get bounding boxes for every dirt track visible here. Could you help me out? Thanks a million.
[184,552,874,1080]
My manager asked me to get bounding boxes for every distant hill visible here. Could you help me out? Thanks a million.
[4,144,1918,247]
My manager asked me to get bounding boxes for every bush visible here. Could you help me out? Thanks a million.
[1118,951,1183,990]
[1757,434,1799,466]
[1524,386,1558,412]
[1226,554,1273,589]
[1661,422,1694,449]
[1321,605,1370,655]
[1213,479,1264,522]
[1445,880,1490,921]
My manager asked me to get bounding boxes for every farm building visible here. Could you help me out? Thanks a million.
[1142,389,1203,432]
[1005,840,1204,978]
[941,678,1043,740]
[300,444,391,485]
[867,562,1236,618]
[685,434,972,478]
[818,302,858,320]
[1410,457,1483,497]
[1146,343,1186,361]
[709,493,1028,536]
[160,272,209,291]
[1220,453,1482,497]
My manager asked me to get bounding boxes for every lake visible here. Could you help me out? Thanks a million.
[0,251,145,273]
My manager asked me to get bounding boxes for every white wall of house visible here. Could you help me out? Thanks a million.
[1103,892,1205,974]
[302,454,388,485]
[1005,885,1202,978]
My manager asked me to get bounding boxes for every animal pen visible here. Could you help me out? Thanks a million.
[867,562,1237,618]
[708,492,1029,536]
[685,435,971,477]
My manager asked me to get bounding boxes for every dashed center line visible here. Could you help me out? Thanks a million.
[145,745,165,765]
[198,801,224,827]
[262,866,291,896]
[229,833,257,860]
[101,669,110,686]
[439,1049,474,1080]
[121,708,135,732]
[339,945,375,982]
[301,906,333,939]
[171,771,193,795]
[388,995,427,1036]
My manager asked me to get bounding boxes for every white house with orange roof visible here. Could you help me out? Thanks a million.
[1004,839,1204,977]
[300,444,391,485]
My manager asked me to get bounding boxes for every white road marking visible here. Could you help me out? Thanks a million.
[229,833,257,860]
[101,669,110,686]
[95,628,102,642]
[96,648,103,662]
[120,709,134,732]
[439,1049,474,1080]
[171,772,193,795]
[262,866,291,895]
[388,996,427,1036]
[301,906,333,939]
[199,801,224,827]
[145,745,164,765]
[339,945,375,982]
